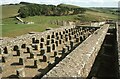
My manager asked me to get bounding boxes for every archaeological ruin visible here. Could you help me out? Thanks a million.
[0,21,120,79]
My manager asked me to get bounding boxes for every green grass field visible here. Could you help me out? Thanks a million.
[1,4,118,37]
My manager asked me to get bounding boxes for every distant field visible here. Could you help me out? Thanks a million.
[58,4,80,8]
[2,4,24,19]
[2,15,77,37]
[2,4,118,37]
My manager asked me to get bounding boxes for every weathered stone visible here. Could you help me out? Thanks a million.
[47,45,52,52]
[0,66,3,73]
[16,50,20,56]
[52,44,56,50]
[13,45,19,51]
[3,47,8,54]
[47,35,50,39]
[70,40,74,49]
[40,48,45,55]
[33,60,38,68]
[41,38,44,42]
[16,68,25,77]
[59,40,62,44]
[51,39,55,43]
[19,58,24,65]
[54,51,57,57]
[21,44,26,48]
[2,56,5,63]
[32,44,39,50]
[30,53,34,58]
[43,55,47,62]
[40,43,44,48]
[32,38,36,43]
[46,40,50,45]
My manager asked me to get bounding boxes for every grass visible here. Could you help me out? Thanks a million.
[2,15,78,37]
[1,4,118,37]
[2,4,24,19]
[58,4,80,8]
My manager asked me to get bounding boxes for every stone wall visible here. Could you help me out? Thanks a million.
[43,24,109,78]
[116,22,120,78]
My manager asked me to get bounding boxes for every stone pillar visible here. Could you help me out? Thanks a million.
[52,44,56,51]
[80,35,84,42]
[32,38,35,43]
[55,40,59,47]
[59,39,62,44]
[47,35,51,39]
[51,34,55,38]
[13,45,19,51]
[40,43,44,48]
[21,44,26,48]
[32,38,39,44]
[47,45,52,53]
[69,35,72,41]
[55,32,58,37]
[60,35,63,39]
[3,47,8,54]
[66,45,70,51]
[70,40,74,50]
[41,38,44,42]
[30,53,34,59]
[33,60,38,68]
[55,56,59,63]
[2,56,5,63]
[59,32,62,35]
[76,37,80,42]
[40,48,45,55]
[16,50,20,56]
[43,55,47,62]
[16,68,25,77]
[26,46,33,53]
[32,44,40,51]
[54,51,57,57]
[51,39,55,44]
[19,58,24,65]
[65,36,68,42]
[56,36,59,40]
[46,40,50,45]
[62,47,66,55]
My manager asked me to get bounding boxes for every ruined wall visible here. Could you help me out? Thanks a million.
[43,24,109,78]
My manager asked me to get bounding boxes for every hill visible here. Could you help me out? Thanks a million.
[2,4,24,19]
[2,3,118,37]
[57,3,80,8]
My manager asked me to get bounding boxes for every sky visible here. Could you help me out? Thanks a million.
[1,0,120,7]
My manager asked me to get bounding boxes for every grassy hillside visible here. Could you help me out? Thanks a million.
[2,4,24,19]
[2,15,77,37]
[2,3,118,37]
[58,4,80,8]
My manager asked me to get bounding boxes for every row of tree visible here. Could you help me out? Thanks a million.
[18,4,86,18]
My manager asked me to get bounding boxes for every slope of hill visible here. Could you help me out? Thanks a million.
[2,4,24,19]
[2,3,118,37]
[57,3,80,8]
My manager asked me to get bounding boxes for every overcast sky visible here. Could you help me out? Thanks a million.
[1,0,120,7]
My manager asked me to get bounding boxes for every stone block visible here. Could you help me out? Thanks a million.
[16,68,25,77]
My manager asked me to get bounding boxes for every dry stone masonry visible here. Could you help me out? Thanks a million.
[0,25,99,78]
[43,24,109,78]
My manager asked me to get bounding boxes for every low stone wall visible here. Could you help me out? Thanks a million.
[43,24,109,78]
